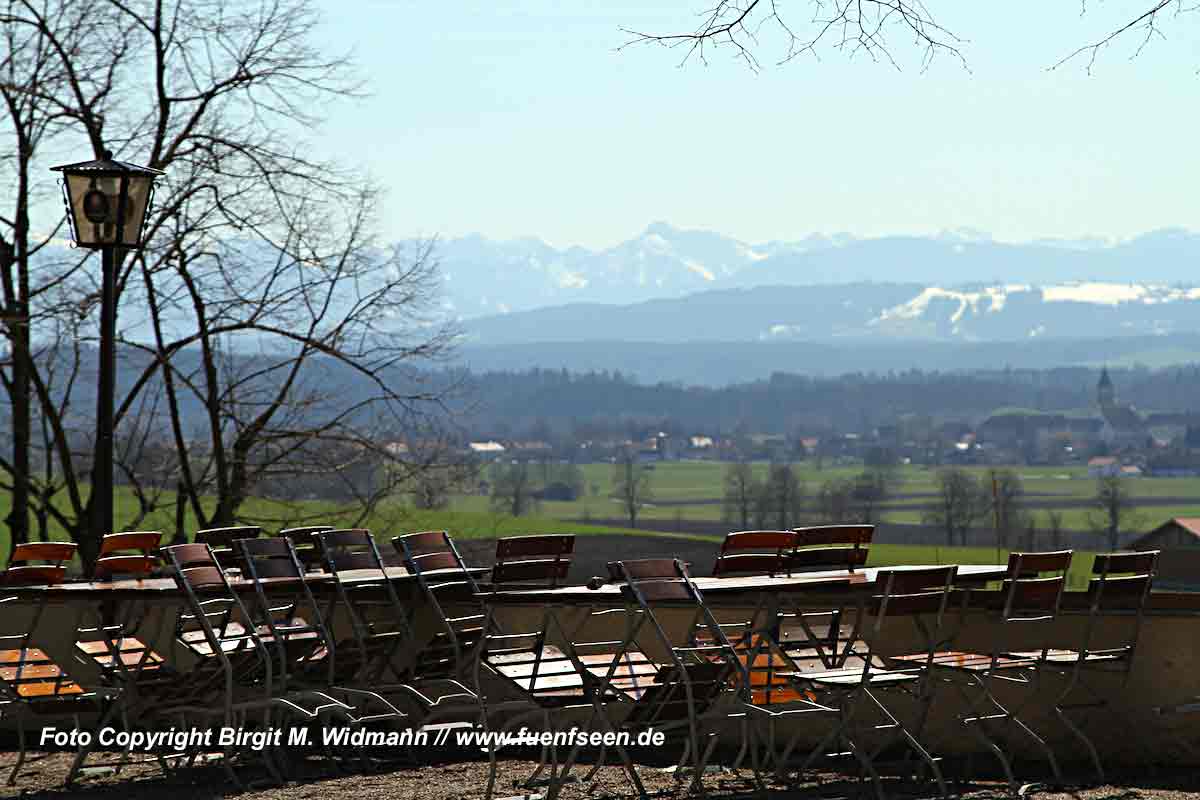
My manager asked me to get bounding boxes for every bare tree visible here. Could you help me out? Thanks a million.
[816,477,855,524]
[490,462,540,518]
[0,0,459,566]
[613,450,652,528]
[1091,474,1135,551]
[989,468,1025,552]
[852,467,896,524]
[721,459,758,528]
[757,462,805,529]
[1045,508,1066,550]
[924,467,987,546]
[624,2,1197,73]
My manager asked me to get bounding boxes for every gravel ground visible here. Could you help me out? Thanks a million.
[0,752,1198,800]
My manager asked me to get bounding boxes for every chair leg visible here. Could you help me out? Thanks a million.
[9,715,25,786]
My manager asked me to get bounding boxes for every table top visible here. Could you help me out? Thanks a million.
[477,564,1009,606]
[1,566,490,597]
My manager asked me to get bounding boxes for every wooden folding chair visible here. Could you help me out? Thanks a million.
[236,536,403,753]
[777,525,875,673]
[0,543,106,786]
[77,532,168,685]
[491,534,574,589]
[161,543,340,786]
[71,533,182,782]
[235,537,331,692]
[318,530,477,723]
[782,566,960,800]
[195,525,262,571]
[473,534,662,800]
[278,525,334,572]
[1014,550,1159,783]
[707,532,811,705]
[76,531,170,691]
[393,531,486,683]
[894,550,1075,793]
[561,558,753,797]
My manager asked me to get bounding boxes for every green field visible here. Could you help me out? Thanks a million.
[459,460,1200,533]
[0,473,1108,590]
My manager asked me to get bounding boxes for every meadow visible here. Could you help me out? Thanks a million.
[456,460,1200,533]
[1,459,1184,590]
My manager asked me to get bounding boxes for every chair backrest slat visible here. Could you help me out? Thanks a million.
[494,534,574,559]
[11,542,77,563]
[793,525,874,546]
[398,530,451,555]
[611,558,679,581]
[100,531,163,556]
[195,526,262,549]
[1002,576,1065,612]
[491,559,570,585]
[712,531,794,577]
[94,531,163,579]
[1093,551,1158,576]
[1007,550,1072,577]
[788,525,873,572]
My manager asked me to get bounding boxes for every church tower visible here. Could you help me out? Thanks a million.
[1097,366,1115,408]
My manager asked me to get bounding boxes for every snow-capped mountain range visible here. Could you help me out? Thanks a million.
[433,222,1200,319]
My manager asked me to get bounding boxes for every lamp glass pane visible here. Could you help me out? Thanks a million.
[65,173,122,247]
[119,174,155,247]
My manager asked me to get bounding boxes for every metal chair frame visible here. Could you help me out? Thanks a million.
[781,566,959,800]
[160,543,343,786]
[558,558,754,798]
[320,530,478,723]
[777,525,875,673]
[0,543,107,786]
[1028,550,1160,783]
[915,550,1075,793]
[72,532,178,782]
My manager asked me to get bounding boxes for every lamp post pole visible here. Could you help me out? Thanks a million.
[51,150,163,569]
[92,244,118,541]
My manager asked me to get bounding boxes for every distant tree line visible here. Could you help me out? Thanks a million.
[453,365,1200,439]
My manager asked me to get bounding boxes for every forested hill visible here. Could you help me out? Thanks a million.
[456,365,1200,434]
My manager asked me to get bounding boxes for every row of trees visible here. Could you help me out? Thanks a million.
[0,0,456,566]
[925,468,1133,550]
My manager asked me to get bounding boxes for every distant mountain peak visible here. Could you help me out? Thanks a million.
[423,225,1200,319]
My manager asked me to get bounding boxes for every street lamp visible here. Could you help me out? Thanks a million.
[51,150,163,554]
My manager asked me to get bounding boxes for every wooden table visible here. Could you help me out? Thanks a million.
[3,566,490,601]
[477,564,1009,606]
[0,566,490,683]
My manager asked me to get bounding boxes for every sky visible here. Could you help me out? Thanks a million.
[312,2,1199,250]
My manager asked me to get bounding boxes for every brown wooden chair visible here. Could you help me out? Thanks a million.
[712,530,797,577]
[781,566,959,799]
[491,534,575,588]
[318,530,477,737]
[162,542,342,785]
[72,533,179,782]
[195,525,262,571]
[560,558,753,796]
[77,532,168,679]
[893,550,1075,793]
[0,543,104,785]
[393,531,485,683]
[706,532,812,707]
[93,531,163,580]
[3,541,76,586]
[1016,550,1159,783]
[777,525,875,673]
[278,525,334,572]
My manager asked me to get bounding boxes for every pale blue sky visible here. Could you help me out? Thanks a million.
[313,2,1198,249]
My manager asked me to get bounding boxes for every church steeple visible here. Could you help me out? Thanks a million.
[1097,366,1115,408]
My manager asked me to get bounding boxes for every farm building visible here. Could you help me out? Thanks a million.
[1131,517,1200,590]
